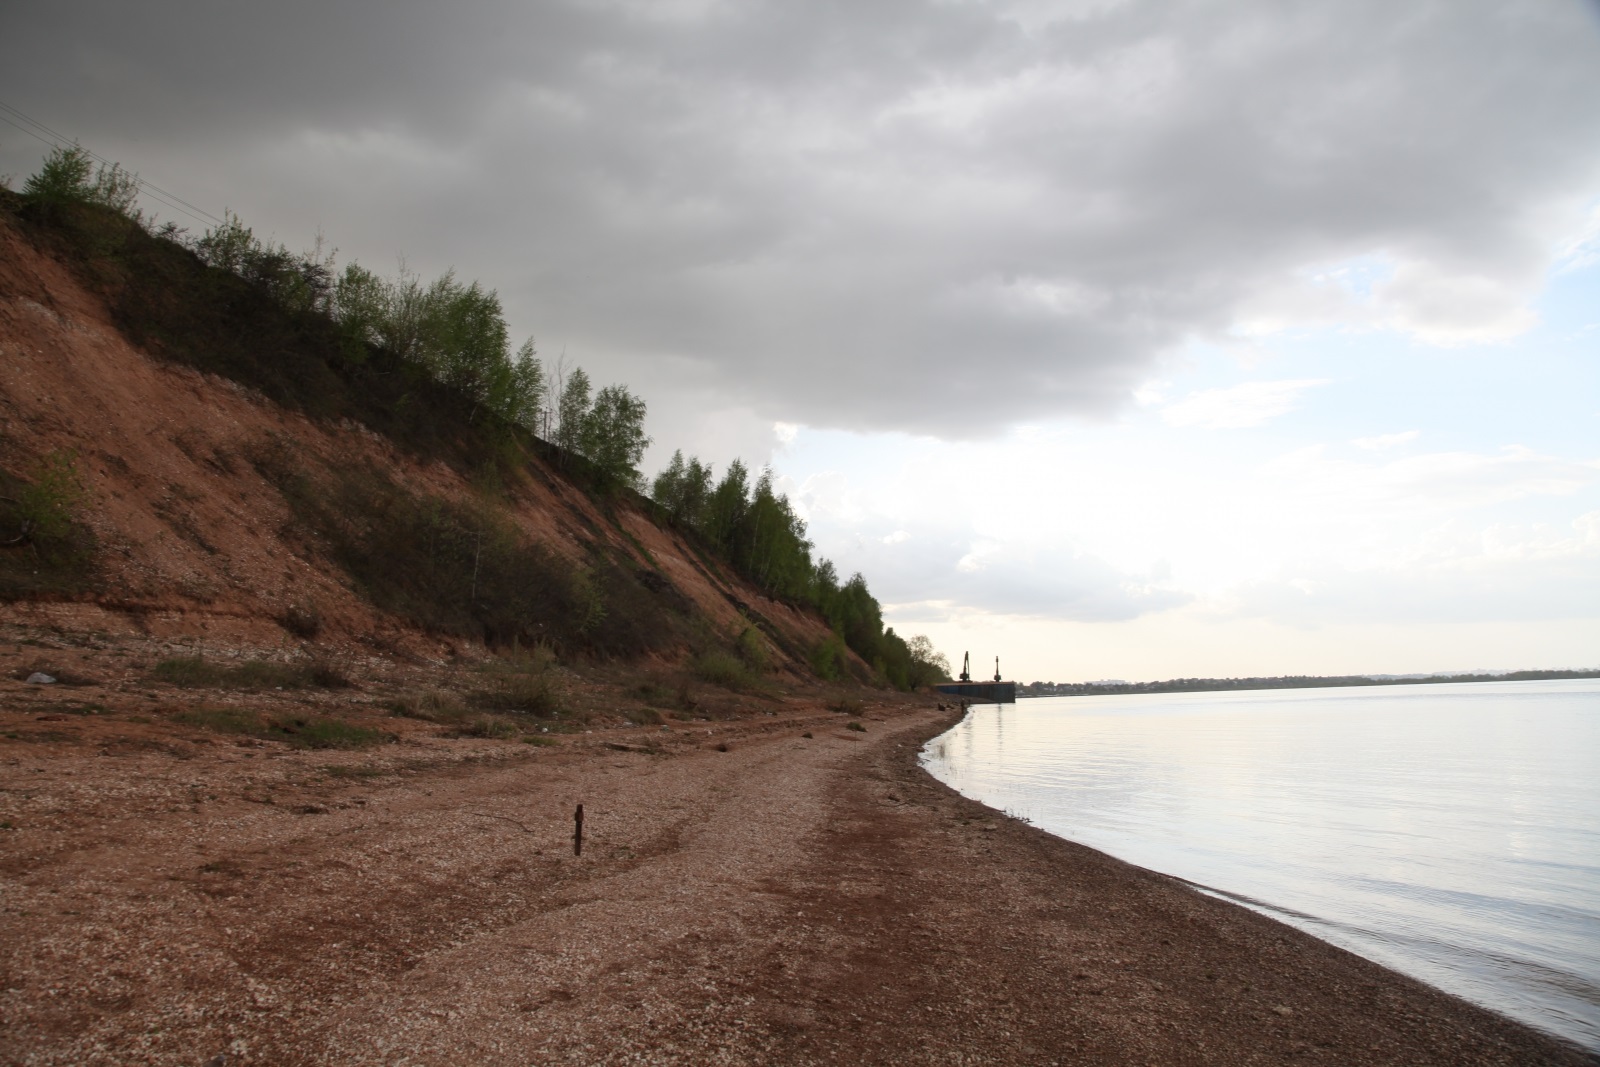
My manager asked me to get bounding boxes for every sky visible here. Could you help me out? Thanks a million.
[3,0,1598,681]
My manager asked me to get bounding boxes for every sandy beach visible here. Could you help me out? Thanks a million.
[2,687,1592,1066]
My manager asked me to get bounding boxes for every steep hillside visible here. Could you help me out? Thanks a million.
[0,192,848,685]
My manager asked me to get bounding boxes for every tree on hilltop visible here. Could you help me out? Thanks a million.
[555,367,592,455]
[583,384,651,486]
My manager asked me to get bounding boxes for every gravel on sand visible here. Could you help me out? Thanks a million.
[2,705,1590,1065]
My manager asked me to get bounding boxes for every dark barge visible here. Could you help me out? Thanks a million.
[934,680,1017,703]
[935,652,1016,703]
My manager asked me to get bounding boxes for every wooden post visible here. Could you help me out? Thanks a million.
[573,803,584,856]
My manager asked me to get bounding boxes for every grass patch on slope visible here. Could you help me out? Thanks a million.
[152,654,350,690]
[250,450,683,658]
[0,452,99,601]
[172,707,388,749]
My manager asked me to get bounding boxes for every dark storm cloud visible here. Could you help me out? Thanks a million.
[4,0,1599,434]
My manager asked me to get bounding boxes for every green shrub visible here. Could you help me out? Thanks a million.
[226,659,300,689]
[21,146,91,205]
[0,450,98,599]
[449,715,520,740]
[172,706,263,735]
[810,634,847,681]
[191,211,337,316]
[268,715,387,749]
[472,670,559,716]
[387,690,468,722]
[171,707,387,749]
[692,649,753,690]
[154,657,224,687]
[22,145,140,216]
[846,721,866,732]
[734,626,771,673]
[634,680,673,706]
[497,643,558,674]
[11,451,86,544]
[472,645,561,716]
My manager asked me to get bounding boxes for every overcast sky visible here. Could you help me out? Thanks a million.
[4,0,1598,679]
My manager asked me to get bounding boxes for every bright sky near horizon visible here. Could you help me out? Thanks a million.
[3,0,1597,681]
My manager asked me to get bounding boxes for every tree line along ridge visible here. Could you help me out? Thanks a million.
[1,144,950,690]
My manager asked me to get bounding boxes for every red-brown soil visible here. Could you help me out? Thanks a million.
[0,634,1592,1066]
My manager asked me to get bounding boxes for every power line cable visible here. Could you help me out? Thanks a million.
[0,106,226,228]
[0,99,225,228]
[0,111,56,150]
[0,106,220,229]
[0,122,219,230]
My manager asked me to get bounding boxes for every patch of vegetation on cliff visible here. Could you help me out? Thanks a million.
[151,653,351,690]
[251,443,681,658]
[691,649,759,691]
[0,449,98,600]
[6,183,494,466]
[387,650,592,738]
[172,706,389,749]
[470,648,563,716]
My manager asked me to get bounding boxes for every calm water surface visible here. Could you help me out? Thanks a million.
[921,679,1600,1050]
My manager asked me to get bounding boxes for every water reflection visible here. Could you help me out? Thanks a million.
[921,680,1600,1051]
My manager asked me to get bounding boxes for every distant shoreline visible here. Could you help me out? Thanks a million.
[1020,668,1600,698]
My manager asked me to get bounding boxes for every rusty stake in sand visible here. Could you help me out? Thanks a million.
[573,802,584,856]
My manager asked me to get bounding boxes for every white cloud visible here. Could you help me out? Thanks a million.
[1345,446,1599,508]
[1162,379,1331,429]
[955,540,1001,574]
[1235,251,1554,347]
[1233,512,1600,625]
[788,470,857,524]
[1352,430,1420,450]
[789,425,1600,633]
[810,502,1192,622]
[1375,260,1541,346]
[1132,380,1170,407]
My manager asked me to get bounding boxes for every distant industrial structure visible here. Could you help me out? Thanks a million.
[935,651,1017,703]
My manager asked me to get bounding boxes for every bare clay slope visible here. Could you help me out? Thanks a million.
[0,202,835,670]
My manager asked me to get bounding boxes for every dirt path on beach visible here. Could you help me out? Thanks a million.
[2,701,1590,1066]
